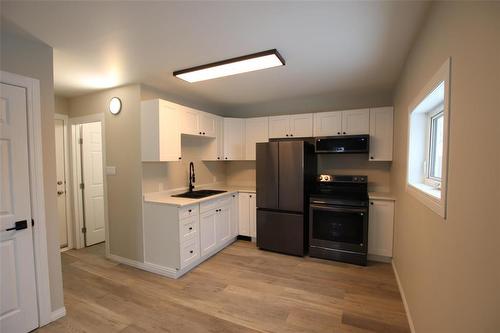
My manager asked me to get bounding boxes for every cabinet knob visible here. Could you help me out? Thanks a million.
[203,132,205,135]
[57,181,63,185]
[232,195,235,198]
[217,157,220,160]
[337,132,340,135]
[189,227,193,231]
[290,134,293,137]
[370,202,374,205]
[249,195,252,198]
[190,250,193,254]
[285,134,289,137]
[370,156,374,160]
[188,209,192,212]
[343,132,346,135]
[178,157,182,160]
[199,132,202,135]
[225,157,228,160]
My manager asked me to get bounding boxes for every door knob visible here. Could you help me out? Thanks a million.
[5,220,28,231]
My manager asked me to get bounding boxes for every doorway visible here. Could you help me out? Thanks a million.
[70,117,107,248]
[54,114,71,250]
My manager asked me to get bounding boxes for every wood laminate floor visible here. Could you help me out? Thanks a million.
[38,241,410,333]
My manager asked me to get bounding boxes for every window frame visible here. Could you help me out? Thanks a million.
[424,107,444,187]
[406,58,451,219]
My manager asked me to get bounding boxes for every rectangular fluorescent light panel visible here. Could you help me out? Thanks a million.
[174,49,285,83]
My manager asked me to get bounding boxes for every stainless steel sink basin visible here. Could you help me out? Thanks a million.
[171,189,227,199]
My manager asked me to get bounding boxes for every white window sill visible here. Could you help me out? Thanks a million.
[406,182,445,218]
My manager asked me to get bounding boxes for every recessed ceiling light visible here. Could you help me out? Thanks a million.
[173,49,285,83]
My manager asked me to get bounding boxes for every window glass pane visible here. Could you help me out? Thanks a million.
[430,113,444,179]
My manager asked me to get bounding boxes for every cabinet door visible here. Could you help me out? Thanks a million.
[313,111,342,137]
[368,200,394,257]
[249,193,257,238]
[369,107,393,161]
[290,113,313,138]
[223,118,245,160]
[216,206,232,245]
[230,193,239,237]
[180,107,199,135]
[245,117,269,160]
[341,109,369,135]
[199,112,217,137]
[268,115,290,138]
[238,193,250,236]
[200,210,217,257]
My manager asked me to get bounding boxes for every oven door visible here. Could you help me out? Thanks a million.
[309,204,368,253]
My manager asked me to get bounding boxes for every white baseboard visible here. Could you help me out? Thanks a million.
[50,306,66,322]
[392,261,416,333]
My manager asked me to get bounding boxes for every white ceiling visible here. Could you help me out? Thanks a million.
[1,1,430,112]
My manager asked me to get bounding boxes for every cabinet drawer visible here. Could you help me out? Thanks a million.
[179,204,198,220]
[200,194,231,213]
[180,239,199,268]
[180,215,198,243]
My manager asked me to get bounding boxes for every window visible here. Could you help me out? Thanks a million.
[407,59,450,218]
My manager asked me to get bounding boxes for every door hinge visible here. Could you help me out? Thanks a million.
[80,183,84,190]
[79,138,83,144]
[81,227,87,234]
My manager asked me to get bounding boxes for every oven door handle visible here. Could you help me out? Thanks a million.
[310,204,367,214]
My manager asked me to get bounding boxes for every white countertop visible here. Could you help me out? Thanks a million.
[368,192,396,201]
[143,185,256,207]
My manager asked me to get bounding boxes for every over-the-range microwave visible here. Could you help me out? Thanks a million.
[314,135,369,154]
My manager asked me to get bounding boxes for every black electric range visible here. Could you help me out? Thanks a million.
[308,175,369,265]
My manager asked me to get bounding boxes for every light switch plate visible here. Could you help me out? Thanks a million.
[106,166,117,175]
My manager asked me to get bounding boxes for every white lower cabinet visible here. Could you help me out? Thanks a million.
[200,210,217,257]
[368,199,395,258]
[238,192,257,238]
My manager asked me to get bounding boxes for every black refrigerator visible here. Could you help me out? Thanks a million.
[256,140,316,256]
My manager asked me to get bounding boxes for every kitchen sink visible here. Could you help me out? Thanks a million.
[171,189,227,199]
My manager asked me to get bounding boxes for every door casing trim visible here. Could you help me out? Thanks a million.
[1,70,53,326]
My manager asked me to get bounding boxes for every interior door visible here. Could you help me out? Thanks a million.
[278,141,304,212]
[81,122,105,246]
[0,83,39,332]
[54,119,68,248]
[256,142,279,209]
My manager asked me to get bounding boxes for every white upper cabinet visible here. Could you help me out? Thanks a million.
[313,111,342,137]
[245,117,269,160]
[269,114,313,138]
[198,112,217,137]
[180,107,199,136]
[341,109,370,135]
[223,118,245,160]
[268,115,290,138]
[290,114,313,137]
[369,107,393,161]
[202,115,224,161]
[368,199,394,258]
[141,99,182,162]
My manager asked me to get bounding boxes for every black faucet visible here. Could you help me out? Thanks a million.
[189,162,195,192]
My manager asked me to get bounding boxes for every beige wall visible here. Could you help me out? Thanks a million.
[0,22,64,311]
[391,2,500,332]
[69,85,144,261]
[226,161,256,188]
[318,155,391,192]
[54,95,69,115]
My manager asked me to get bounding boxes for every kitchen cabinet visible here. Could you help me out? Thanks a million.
[223,118,245,160]
[200,195,232,257]
[341,109,370,135]
[230,193,239,237]
[244,117,269,160]
[198,112,217,137]
[269,114,313,138]
[313,111,342,137]
[238,192,257,238]
[180,107,199,136]
[368,199,394,258]
[141,99,182,162]
[202,116,224,161]
[369,107,393,161]
[200,210,217,257]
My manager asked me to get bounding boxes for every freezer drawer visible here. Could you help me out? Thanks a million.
[256,209,305,256]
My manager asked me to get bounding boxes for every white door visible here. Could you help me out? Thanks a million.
[249,193,257,238]
[369,107,394,161]
[341,109,370,135]
[215,206,231,244]
[238,193,250,236]
[368,200,395,257]
[0,83,39,332]
[313,111,342,137]
[289,114,313,138]
[244,117,269,160]
[54,119,68,248]
[81,122,105,246]
[268,115,290,138]
[200,210,217,256]
[223,118,244,160]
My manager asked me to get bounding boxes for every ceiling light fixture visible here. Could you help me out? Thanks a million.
[109,97,122,115]
[173,49,285,83]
